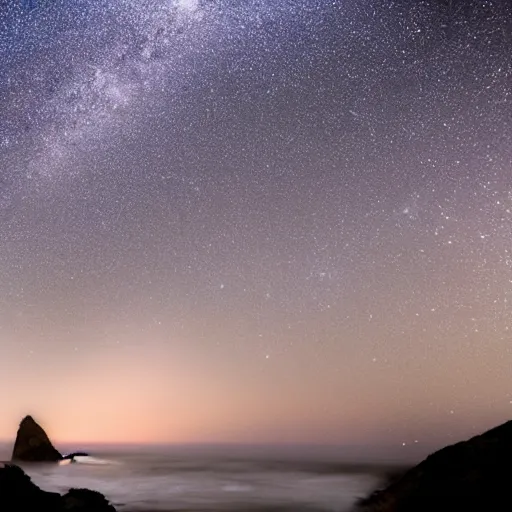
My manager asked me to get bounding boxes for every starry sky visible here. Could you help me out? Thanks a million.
[0,0,511,455]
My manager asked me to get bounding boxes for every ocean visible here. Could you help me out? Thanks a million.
[0,444,402,512]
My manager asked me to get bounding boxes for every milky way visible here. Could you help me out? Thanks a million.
[0,0,511,452]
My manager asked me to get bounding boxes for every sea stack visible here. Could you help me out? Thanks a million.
[11,415,62,462]
[356,419,512,512]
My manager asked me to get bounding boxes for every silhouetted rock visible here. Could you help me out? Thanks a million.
[0,464,116,511]
[0,463,61,509]
[356,419,512,512]
[62,488,117,511]
[11,416,62,462]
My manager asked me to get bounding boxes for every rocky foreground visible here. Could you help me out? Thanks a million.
[356,419,512,512]
[0,463,116,511]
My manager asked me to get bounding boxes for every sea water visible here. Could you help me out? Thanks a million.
[0,444,397,512]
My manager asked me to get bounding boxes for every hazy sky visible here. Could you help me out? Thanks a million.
[0,0,511,453]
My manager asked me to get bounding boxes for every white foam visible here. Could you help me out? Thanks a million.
[73,456,120,465]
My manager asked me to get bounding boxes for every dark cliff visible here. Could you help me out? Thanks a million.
[356,419,512,512]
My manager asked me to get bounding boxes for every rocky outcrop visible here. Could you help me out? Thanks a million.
[11,416,62,462]
[61,488,117,511]
[0,463,61,509]
[61,452,89,463]
[0,463,116,511]
[356,419,512,512]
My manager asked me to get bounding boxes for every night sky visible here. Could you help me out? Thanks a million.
[0,0,511,454]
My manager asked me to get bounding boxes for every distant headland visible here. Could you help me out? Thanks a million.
[355,418,512,512]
